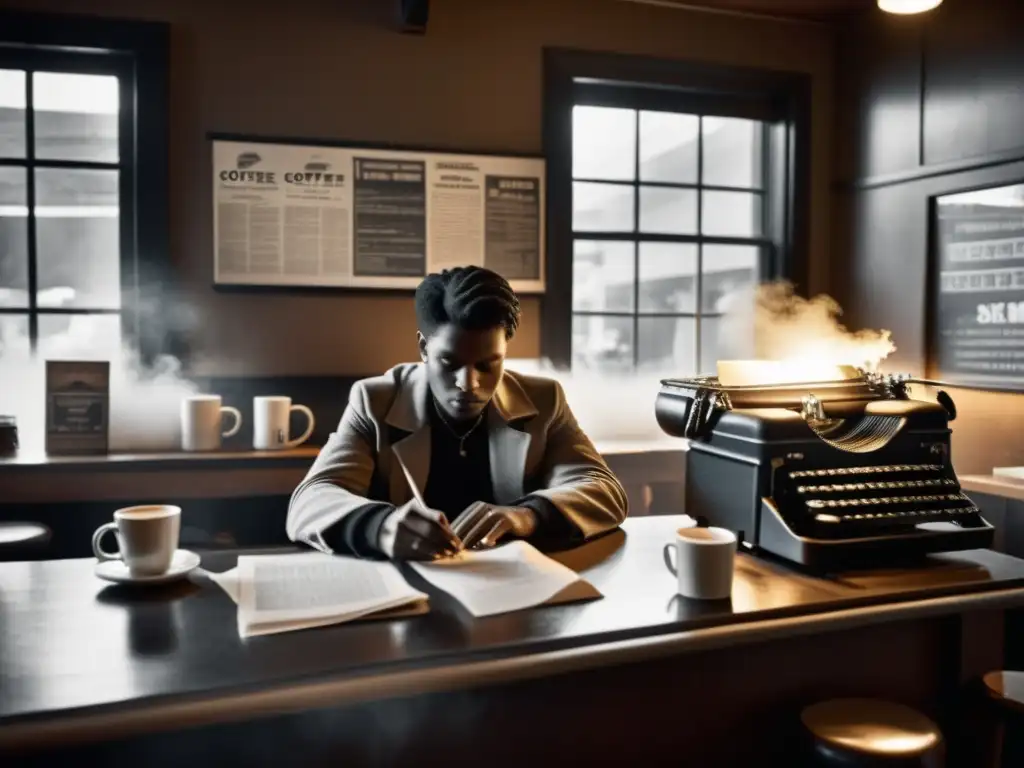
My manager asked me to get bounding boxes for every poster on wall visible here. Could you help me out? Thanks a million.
[931,182,1024,390]
[211,137,546,293]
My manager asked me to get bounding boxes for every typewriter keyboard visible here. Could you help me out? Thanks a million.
[777,463,979,536]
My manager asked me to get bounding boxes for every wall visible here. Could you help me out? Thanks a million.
[835,0,1024,475]
[0,0,836,377]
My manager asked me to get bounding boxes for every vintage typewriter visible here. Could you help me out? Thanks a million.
[655,362,994,570]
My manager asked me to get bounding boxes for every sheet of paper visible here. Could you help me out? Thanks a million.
[209,552,428,638]
[410,540,591,617]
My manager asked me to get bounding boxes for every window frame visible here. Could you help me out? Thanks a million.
[542,48,811,370]
[0,10,169,361]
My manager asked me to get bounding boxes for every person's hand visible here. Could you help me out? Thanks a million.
[452,503,538,550]
[377,499,463,561]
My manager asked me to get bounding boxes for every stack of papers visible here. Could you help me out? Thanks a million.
[209,552,429,637]
[411,540,600,617]
[208,541,601,637]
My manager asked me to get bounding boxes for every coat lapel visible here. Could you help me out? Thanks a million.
[385,364,432,505]
[488,373,539,505]
[384,364,540,507]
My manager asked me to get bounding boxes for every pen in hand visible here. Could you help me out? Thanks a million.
[398,459,464,556]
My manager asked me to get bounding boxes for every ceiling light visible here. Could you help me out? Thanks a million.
[878,0,942,14]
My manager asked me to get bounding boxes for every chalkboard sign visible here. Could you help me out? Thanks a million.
[931,182,1024,391]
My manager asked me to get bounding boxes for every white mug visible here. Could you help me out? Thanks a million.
[253,396,315,450]
[181,395,242,451]
[92,504,181,577]
[663,526,737,600]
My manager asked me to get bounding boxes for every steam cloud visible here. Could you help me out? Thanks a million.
[0,291,202,454]
[724,280,897,371]
[0,280,896,454]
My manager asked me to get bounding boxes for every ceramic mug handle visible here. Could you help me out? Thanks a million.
[220,406,243,438]
[92,522,121,562]
[286,404,315,448]
[663,542,678,576]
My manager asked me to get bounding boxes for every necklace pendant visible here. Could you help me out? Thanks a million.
[459,447,467,458]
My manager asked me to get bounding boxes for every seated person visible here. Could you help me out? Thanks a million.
[286,266,628,561]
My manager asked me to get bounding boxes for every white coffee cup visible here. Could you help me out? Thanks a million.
[181,395,242,451]
[253,396,315,450]
[92,504,181,577]
[663,526,737,600]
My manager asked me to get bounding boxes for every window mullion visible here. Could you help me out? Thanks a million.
[695,115,703,376]
[24,69,38,354]
[632,109,640,369]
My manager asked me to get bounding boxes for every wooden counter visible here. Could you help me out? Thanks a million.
[962,473,1024,503]
[1,515,1020,765]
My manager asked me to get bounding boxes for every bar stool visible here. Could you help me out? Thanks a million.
[0,521,52,561]
[800,698,945,767]
[981,671,1024,767]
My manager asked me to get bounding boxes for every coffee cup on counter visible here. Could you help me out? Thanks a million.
[663,526,737,600]
[253,396,315,450]
[181,395,242,452]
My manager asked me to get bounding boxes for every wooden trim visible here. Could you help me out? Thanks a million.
[0,447,321,470]
[845,148,1024,191]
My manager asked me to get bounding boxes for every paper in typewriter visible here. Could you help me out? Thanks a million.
[409,540,601,617]
[210,552,429,638]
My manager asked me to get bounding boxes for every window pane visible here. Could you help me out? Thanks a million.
[701,309,755,373]
[702,117,763,189]
[572,106,635,181]
[638,316,695,374]
[34,72,119,163]
[0,69,26,158]
[638,242,697,313]
[700,316,722,375]
[35,168,121,309]
[701,244,760,313]
[38,313,122,360]
[701,190,762,237]
[572,314,634,373]
[0,167,28,308]
[573,240,634,312]
[640,186,697,235]
[639,111,698,183]
[573,182,633,232]
[0,314,29,357]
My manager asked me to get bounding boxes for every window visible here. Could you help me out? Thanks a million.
[0,59,125,359]
[0,13,169,362]
[543,50,810,375]
[570,104,767,374]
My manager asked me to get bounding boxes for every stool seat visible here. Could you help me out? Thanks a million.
[0,522,52,560]
[982,671,1024,717]
[801,698,944,766]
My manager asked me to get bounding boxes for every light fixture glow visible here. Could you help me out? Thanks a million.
[878,0,942,14]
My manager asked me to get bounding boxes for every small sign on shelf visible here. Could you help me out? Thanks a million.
[45,360,110,455]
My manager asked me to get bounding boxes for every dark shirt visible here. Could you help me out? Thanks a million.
[321,398,572,557]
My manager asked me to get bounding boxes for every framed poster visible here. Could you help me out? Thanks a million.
[211,136,546,293]
[930,182,1024,391]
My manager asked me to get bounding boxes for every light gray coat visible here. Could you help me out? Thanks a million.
[286,363,628,552]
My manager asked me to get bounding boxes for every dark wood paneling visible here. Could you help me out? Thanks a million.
[836,13,924,183]
[923,0,1024,167]
[846,182,928,366]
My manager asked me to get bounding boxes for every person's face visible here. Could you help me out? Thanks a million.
[418,323,507,421]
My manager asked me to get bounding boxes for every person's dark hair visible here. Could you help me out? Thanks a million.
[415,266,521,340]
